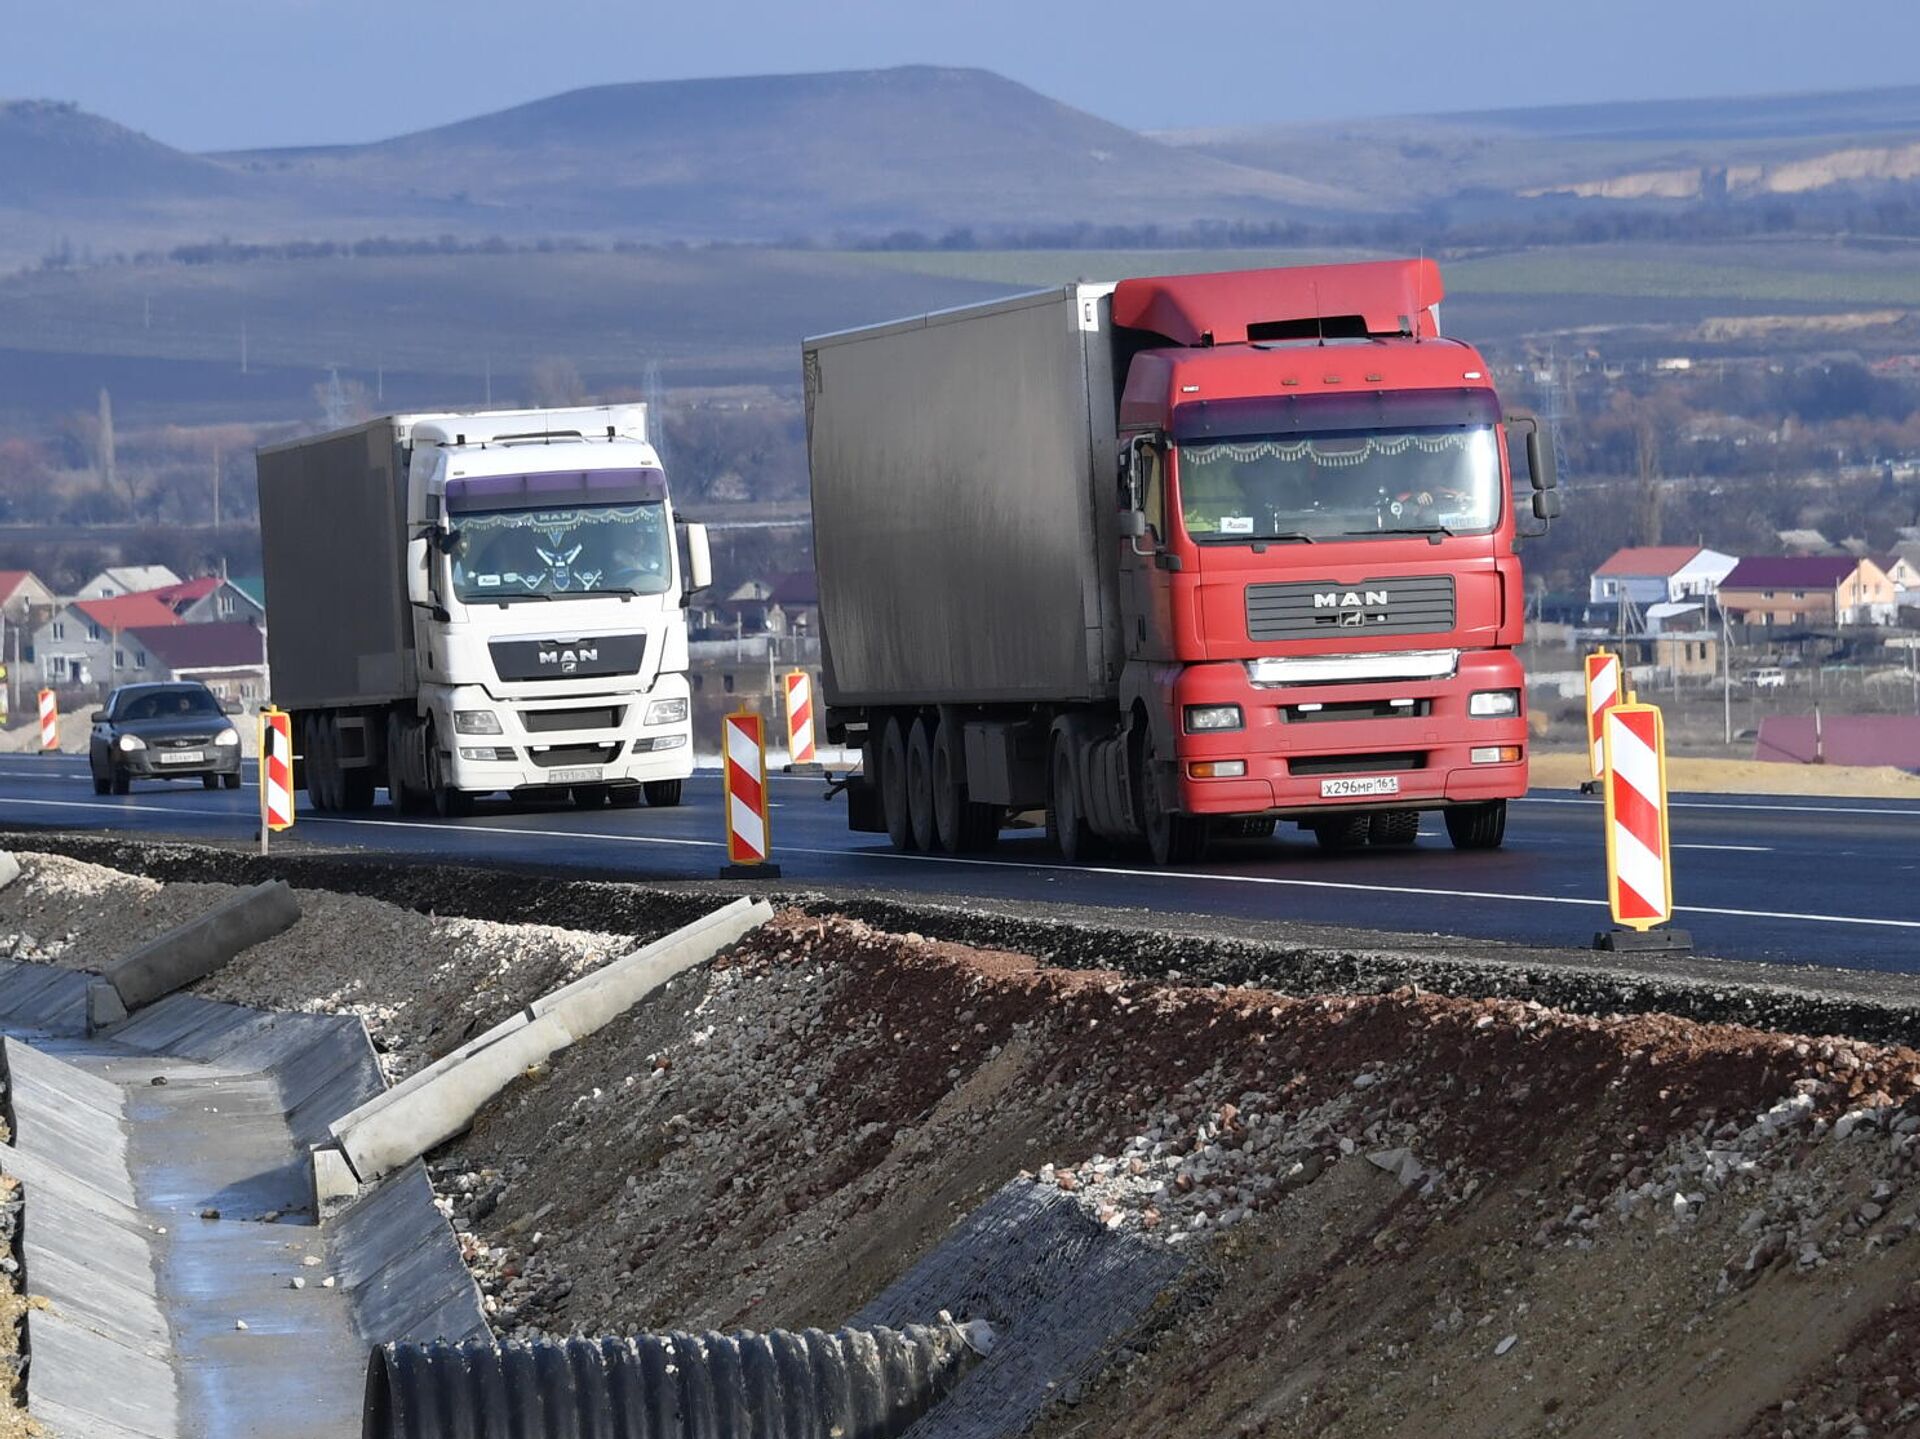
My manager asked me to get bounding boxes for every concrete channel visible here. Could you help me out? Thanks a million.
[0,960,486,1439]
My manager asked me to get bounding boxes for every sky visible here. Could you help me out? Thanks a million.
[5,0,1920,152]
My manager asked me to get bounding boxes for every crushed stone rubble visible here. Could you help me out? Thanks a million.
[9,852,1920,1434]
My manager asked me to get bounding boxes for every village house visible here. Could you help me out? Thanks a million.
[71,565,181,601]
[1589,546,1737,608]
[30,592,181,691]
[1717,555,1899,630]
[119,622,268,709]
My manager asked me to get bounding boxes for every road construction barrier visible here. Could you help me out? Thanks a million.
[1584,649,1620,781]
[784,668,818,766]
[260,707,294,854]
[36,689,56,752]
[85,880,302,1032]
[364,1320,991,1439]
[313,897,773,1205]
[1597,701,1689,952]
[721,709,780,877]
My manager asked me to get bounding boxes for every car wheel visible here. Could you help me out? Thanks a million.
[111,767,130,796]
[92,770,110,796]
[202,774,220,791]
[223,773,242,791]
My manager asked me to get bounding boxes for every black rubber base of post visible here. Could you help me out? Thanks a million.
[718,862,783,879]
[783,762,826,776]
[1593,927,1693,953]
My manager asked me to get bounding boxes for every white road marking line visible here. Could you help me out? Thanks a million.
[1673,843,1772,853]
[1524,795,1920,818]
[6,798,1916,933]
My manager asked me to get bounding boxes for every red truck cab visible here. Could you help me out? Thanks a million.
[1109,260,1556,859]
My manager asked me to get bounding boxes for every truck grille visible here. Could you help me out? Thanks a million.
[1288,751,1427,776]
[1247,575,1455,641]
[490,633,646,683]
[522,706,624,734]
[1284,699,1431,724]
[530,743,624,769]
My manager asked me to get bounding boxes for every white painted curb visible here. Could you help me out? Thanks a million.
[315,897,772,1202]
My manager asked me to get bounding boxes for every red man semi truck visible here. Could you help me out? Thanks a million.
[801,259,1558,864]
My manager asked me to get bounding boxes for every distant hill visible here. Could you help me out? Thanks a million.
[0,99,240,201]
[219,66,1363,239]
[1162,83,1920,209]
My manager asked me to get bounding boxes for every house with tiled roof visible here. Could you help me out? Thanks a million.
[121,623,267,707]
[1718,556,1898,629]
[72,565,181,601]
[1588,546,1737,609]
[0,570,53,623]
[28,593,182,692]
[148,576,266,627]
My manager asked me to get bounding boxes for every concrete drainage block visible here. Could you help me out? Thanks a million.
[87,879,302,1033]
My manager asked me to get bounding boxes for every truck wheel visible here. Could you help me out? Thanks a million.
[572,784,611,808]
[1136,733,1204,866]
[1048,730,1106,862]
[340,762,376,811]
[643,779,683,808]
[906,717,938,853]
[1313,814,1372,852]
[1368,810,1420,847]
[306,716,337,811]
[426,735,473,817]
[1227,817,1278,840]
[879,716,915,851]
[1444,799,1507,851]
[932,722,999,853]
[610,787,643,808]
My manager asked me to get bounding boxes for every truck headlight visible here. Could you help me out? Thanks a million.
[215,728,240,747]
[1468,690,1520,718]
[118,733,146,752]
[1184,704,1244,733]
[645,697,689,726]
[454,710,503,735]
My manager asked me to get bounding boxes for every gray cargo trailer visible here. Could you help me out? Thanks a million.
[257,419,414,714]
[805,285,1125,708]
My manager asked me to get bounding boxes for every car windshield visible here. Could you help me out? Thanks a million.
[449,502,673,602]
[1177,424,1502,543]
[116,688,222,721]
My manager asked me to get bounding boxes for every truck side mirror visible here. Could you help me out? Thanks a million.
[406,535,433,608]
[685,522,713,593]
[1117,510,1149,539]
[1505,414,1557,491]
[1532,489,1562,521]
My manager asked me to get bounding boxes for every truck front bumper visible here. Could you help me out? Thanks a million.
[1172,650,1529,816]
[437,675,695,793]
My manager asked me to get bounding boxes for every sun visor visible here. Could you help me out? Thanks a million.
[445,468,665,514]
[1171,388,1501,443]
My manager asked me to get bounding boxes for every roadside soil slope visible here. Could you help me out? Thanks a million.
[5,852,1920,1436]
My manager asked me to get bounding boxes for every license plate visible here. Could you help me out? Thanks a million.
[158,750,205,766]
[550,767,603,784]
[1320,775,1398,798]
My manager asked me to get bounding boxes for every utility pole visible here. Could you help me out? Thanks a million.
[1718,593,1732,746]
[240,319,249,375]
[212,443,222,530]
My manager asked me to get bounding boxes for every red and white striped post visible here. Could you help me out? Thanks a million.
[1596,701,1689,952]
[1583,649,1621,783]
[36,689,57,753]
[720,709,781,878]
[259,707,294,855]
[783,670,819,771]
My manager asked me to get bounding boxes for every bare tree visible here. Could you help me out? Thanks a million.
[530,357,587,408]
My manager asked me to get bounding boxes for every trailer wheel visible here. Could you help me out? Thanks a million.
[932,722,998,853]
[906,717,939,853]
[1313,814,1372,852]
[879,715,915,851]
[1444,799,1507,850]
[1368,810,1421,847]
[305,716,336,811]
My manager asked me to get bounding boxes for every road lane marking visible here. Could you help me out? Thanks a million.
[6,798,1915,934]
[1524,795,1920,818]
[1673,843,1772,853]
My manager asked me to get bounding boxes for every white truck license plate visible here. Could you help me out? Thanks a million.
[1320,776,1398,798]
[158,750,205,765]
[551,767,603,784]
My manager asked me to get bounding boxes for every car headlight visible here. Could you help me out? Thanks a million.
[1184,704,1244,733]
[1468,690,1520,718]
[117,733,146,752]
[645,697,689,726]
[454,710,503,735]
[215,728,240,746]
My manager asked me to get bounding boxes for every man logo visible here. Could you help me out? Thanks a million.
[537,646,599,674]
[1312,589,1390,610]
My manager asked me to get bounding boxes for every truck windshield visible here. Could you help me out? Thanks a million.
[449,502,672,601]
[1176,425,1501,543]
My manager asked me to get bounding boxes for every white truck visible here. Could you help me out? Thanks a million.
[257,404,710,816]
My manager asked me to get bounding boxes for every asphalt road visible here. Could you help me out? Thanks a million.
[1,753,1917,972]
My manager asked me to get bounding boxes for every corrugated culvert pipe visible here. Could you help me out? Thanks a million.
[364,1320,993,1439]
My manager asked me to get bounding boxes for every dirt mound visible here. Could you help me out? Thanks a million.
[417,913,1920,1437]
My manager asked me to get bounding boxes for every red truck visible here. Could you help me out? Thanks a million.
[801,259,1558,863]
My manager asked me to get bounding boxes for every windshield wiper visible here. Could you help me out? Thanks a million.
[1341,524,1457,540]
